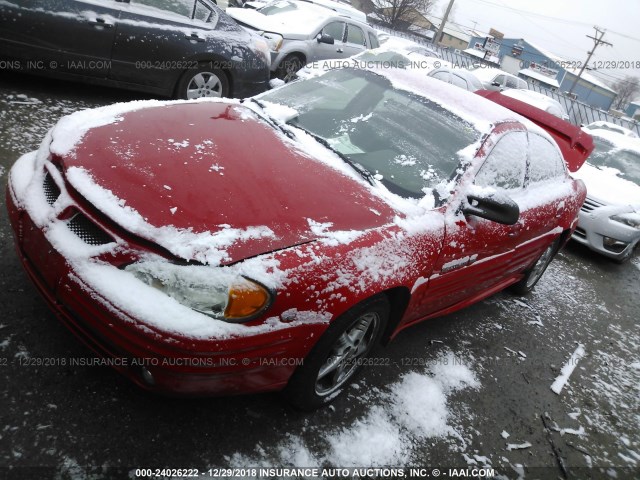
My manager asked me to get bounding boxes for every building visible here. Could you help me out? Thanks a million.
[625,101,640,120]
[466,36,617,110]
[436,24,471,50]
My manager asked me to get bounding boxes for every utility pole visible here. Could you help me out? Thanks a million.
[568,26,612,95]
[435,0,455,45]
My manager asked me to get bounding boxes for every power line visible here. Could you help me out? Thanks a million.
[569,27,613,94]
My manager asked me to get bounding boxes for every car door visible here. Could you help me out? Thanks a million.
[0,0,119,77]
[406,129,529,321]
[109,0,219,92]
[510,132,571,269]
[342,23,368,57]
[311,21,346,62]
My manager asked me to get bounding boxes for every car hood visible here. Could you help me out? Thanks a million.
[226,7,319,39]
[53,101,397,265]
[572,163,640,207]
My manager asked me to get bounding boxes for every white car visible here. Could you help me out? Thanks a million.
[584,121,639,139]
[501,89,570,121]
[428,67,484,92]
[227,0,377,81]
[572,129,640,262]
[469,67,529,91]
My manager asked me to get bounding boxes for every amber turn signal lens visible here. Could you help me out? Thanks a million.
[224,281,270,319]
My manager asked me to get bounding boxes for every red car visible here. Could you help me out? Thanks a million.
[7,67,587,410]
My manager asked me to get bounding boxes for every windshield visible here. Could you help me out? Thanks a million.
[259,69,479,199]
[588,137,640,185]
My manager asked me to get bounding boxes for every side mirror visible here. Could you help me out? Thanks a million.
[317,33,335,45]
[462,191,520,225]
[491,81,501,87]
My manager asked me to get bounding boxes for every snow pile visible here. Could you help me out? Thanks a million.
[224,351,479,468]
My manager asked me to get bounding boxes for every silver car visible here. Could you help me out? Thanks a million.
[572,131,640,262]
[227,0,378,81]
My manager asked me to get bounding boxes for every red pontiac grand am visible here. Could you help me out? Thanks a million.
[7,67,588,409]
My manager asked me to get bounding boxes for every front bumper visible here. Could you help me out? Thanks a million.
[571,200,640,261]
[6,169,315,397]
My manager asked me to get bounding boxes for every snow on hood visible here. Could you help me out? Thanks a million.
[227,5,327,39]
[572,163,640,207]
[47,99,397,265]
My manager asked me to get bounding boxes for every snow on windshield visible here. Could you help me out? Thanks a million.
[259,68,479,201]
[585,134,640,185]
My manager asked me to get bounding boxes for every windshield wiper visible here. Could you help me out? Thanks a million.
[240,98,296,140]
[288,124,376,186]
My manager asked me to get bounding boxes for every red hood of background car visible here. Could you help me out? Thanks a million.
[55,102,397,264]
[475,90,594,172]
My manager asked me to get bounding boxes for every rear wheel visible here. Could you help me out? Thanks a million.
[284,296,389,410]
[510,237,560,295]
[176,65,229,99]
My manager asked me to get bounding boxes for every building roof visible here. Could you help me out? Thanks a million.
[518,68,560,88]
[563,67,617,95]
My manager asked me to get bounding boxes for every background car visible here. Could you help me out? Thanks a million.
[242,0,367,23]
[584,121,639,138]
[227,0,378,81]
[0,0,271,98]
[469,66,529,91]
[7,65,586,410]
[500,89,570,121]
[428,67,484,91]
[571,130,640,262]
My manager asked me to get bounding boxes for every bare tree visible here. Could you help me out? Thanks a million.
[371,0,435,32]
[611,75,640,110]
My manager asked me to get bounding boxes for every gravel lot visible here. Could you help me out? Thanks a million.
[1,72,638,480]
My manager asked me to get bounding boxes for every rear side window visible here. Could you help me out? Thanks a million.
[450,74,469,90]
[346,24,365,46]
[528,133,566,183]
[431,71,450,82]
[368,32,380,49]
[475,132,528,190]
[322,22,346,42]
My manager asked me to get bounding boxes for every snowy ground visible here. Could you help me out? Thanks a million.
[0,73,638,479]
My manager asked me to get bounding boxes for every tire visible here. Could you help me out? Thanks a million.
[510,237,561,295]
[176,65,229,99]
[275,55,303,83]
[284,296,389,411]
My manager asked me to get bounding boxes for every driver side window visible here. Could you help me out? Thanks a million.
[475,132,527,190]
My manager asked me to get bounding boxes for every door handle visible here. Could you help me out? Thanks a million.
[186,33,206,43]
[88,18,114,28]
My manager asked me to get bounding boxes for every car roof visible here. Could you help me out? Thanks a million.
[501,89,566,112]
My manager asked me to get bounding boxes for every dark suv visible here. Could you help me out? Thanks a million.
[0,0,271,98]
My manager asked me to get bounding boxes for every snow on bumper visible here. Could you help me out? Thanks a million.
[6,151,326,395]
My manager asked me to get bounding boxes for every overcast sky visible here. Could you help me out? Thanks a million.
[433,0,640,90]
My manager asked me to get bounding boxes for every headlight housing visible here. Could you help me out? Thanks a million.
[611,212,640,229]
[124,261,273,323]
[261,31,283,52]
[250,35,271,68]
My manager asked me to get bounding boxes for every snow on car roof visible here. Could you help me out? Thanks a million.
[501,89,567,117]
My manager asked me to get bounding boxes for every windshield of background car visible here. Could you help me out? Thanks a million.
[258,0,300,15]
[588,137,640,185]
[260,69,479,199]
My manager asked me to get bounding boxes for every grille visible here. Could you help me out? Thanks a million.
[573,227,587,239]
[43,172,61,206]
[580,196,606,213]
[66,212,114,246]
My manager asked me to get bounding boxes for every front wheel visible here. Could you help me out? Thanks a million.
[176,65,229,99]
[275,55,303,83]
[284,296,389,410]
[510,237,561,295]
